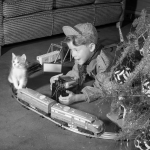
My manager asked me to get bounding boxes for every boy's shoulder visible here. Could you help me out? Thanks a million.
[87,49,110,74]
[96,50,110,70]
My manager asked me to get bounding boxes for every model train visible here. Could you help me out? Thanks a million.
[17,88,104,136]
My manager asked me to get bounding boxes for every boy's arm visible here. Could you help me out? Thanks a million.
[59,73,112,105]
[66,61,79,79]
[81,72,115,103]
[81,73,110,103]
[81,87,103,103]
[81,50,112,103]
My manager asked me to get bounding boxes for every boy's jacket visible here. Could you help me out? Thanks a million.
[66,47,115,102]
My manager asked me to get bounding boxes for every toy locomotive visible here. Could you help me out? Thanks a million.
[51,75,78,102]
[17,88,104,136]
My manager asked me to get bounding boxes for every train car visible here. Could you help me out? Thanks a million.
[16,88,104,135]
[17,88,56,114]
[51,103,104,135]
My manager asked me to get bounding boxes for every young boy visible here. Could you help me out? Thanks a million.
[50,22,111,105]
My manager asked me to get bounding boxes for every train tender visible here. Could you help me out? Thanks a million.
[17,88,104,135]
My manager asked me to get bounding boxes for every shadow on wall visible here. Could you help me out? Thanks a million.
[126,0,138,13]
[124,0,138,22]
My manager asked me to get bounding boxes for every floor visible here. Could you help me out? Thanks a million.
[0,21,138,150]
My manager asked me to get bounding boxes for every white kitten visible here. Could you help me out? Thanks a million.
[8,53,28,90]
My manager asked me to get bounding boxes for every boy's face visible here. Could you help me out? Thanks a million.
[67,41,94,65]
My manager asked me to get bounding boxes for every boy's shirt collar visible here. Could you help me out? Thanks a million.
[86,58,97,75]
[86,49,110,76]
[77,45,101,86]
[85,43,103,75]
[83,42,102,66]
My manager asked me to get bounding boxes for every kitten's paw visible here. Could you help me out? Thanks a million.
[14,85,19,90]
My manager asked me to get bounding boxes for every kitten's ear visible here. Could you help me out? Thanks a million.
[12,53,16,59]
[21,54,26,60]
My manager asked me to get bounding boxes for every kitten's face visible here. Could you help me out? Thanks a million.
[12,53,27,69]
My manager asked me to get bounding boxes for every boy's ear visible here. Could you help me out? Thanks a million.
[89,43,95,52]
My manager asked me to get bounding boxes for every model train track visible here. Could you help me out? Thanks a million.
[13,93,119,140]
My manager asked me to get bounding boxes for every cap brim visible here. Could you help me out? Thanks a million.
[62,26,80,36]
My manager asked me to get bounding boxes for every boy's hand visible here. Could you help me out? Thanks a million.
[59,91,87,105]
[59,91,75,105]
[50,73,63,90]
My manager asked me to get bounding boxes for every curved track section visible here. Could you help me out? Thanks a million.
[13,93,119,140]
